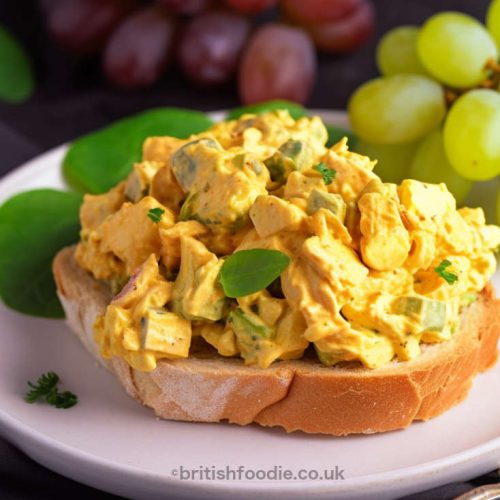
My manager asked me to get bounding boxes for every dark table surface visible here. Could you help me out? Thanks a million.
[1,0,499,498]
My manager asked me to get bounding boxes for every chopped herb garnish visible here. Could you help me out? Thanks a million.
[25,372,58,403]
[313,162,336,185]
[434,259,458,285]
[219,249,290,298]
[147,207,165,224]
[25,372,78,409]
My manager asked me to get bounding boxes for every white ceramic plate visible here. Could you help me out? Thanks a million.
[0,111,499,500]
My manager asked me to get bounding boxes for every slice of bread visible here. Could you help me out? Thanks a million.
[53,246,500,435]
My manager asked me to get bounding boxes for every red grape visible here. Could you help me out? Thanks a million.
[103,7,175,89]
[306,0,375,53]
[47,0,135,55]
[225,0,278,15]
[281,0,362,24]
[179,11,251,86]
[238,24,316,104]
[38,0,63,16]
[156,0,211,16]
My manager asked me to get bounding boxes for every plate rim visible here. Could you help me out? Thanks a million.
[1,403,499,498]
[0,109,498,499]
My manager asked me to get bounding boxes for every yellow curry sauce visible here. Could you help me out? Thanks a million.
[75,110,500,372]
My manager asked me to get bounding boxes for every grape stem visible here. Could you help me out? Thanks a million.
[445,58,500,106]
[485,58,500,74]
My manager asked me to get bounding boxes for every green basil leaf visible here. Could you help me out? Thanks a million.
[0,189,82,318]
[226,100,307,121]
[63,108,213,194]
[0,25,35,103]
[219,249,290,298]
[326,125,358,148]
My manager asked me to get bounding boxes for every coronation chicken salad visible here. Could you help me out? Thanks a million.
[74,110,500,372]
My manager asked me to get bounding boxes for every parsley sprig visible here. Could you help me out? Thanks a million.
[313,162,336,185]
[25,372,78,409]
[434,259,458,285]
[147,207,165,224]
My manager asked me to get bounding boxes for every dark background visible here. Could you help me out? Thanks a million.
[0,0,499,499]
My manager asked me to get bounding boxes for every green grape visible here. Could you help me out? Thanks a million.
[417,12,498,88]
[348,75,446,145]
[409,130,473,204]
[357,140,417,184]
[487,0,500,50]
[444,89,500,181]
[376,26,428,77]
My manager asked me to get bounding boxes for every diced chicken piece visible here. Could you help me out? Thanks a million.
[200,323,239,357]
[125,161,163,203]
[142,136,186,163]
[171,139,269,233]
[97,197,174,275]
[150,164,185,214]
[307,208,352,246]
[238,291,287,327]
[458,207,486,227]
[140,308,191,357]
[112,254,170,309]
[320,147,379,203]
[302,236,368,297]
[159,220,208,271]
[249,195,306,238]
[398,179,455,222]
[75,233,125,281]
[274,309,309,360]
[359,192,411,271]
[284,171,326,199]
[404,229,436,272]
[480,224,500,250]
[437,210,474,254]
[171,237,227,321]
[80,181,126,231]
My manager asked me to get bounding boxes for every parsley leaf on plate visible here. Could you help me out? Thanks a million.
[25,371,78,409]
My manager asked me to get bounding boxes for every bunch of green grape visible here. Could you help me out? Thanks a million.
[348,0,500,223]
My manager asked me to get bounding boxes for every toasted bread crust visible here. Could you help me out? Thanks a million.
[53,246,500,435]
